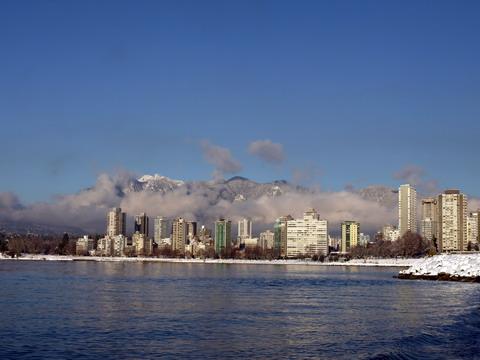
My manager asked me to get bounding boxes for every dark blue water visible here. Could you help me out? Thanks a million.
[0,261,479,359]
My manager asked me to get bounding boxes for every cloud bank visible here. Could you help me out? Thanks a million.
[393,164,439,195]
[248,139,285,164]
[0,172,401,235]
[200,140,242,175]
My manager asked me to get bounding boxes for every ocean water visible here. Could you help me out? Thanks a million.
[0,261,479,359]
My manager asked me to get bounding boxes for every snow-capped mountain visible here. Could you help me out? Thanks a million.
[126,174,185,193]
[124,174,310,202]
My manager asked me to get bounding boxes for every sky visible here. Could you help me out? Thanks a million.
[1,0,480,203]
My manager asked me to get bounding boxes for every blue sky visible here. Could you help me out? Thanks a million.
[1,0,479,202]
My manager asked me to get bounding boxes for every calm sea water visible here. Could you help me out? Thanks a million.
[0,261,479,359]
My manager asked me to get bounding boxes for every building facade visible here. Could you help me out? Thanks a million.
[107,207,126,237]
[274,215,293,258]
[134,213,149,238]
[398,184,417,236]
[172,218,188,254]
[215,218,232,256]
[259,230,275,250]
[466,212,479,247]
[133,232,152,256]
[112,234,127,257]
[237,218,252,246]
[187,221,197,242]
[76,235,94,255]
[359,233,370,247]
[437,190,467,252]
[382,225,400,242]
[421,198,437,241]
[341,221,359,252]
[154,217,170,243]
[286,209,328,257]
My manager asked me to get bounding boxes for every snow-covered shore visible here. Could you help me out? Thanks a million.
[398,253,480,282]
[0,253,419,267]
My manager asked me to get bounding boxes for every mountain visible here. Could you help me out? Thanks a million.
[124,174,312,202]
[354,185,398,209]
[126,174,185,193]
[0,220,85,237]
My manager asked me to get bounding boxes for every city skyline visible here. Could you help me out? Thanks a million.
[2,2,480,359]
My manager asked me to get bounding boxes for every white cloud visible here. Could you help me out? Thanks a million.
[248,139,285,164]
[200,140,242,175]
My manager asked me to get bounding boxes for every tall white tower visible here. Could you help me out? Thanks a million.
[398,184,417,236]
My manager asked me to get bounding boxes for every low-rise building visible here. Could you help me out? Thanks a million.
[259,230,274,250]
[97,236,113,256]
[76,235,94,255]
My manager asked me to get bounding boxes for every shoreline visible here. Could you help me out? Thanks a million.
[0,254,418,267]
[398,253,480,282]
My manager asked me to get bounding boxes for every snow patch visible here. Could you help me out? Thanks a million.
[399,253,480,278]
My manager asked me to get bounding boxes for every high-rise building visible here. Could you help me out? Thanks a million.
[154,217,170,243]
[466,212,479,247]
[341,221,359,252]
[274,215,293,258]
[172,218,188,253]
[237,218,252,245]
[134,213,149,237]
[286,209,328,257]
[259,230,275,250]
[107,207,126,237]
[437,190,467,252]
[215,218,232,256]
[398,184,417,236]
[187,221,197,242]
[421,198,437,241]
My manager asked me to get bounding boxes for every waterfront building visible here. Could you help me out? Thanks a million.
[259,230,275,250]
[341,221,359,252]
[75,235,94,255]
[107,207,126,237]
[187,221,197,242]
[399,184,417,236]
[328,236,341,251]
[198,225,213,245]
[244,237,259,249]
[133,232,152,256]
[382,225,400,241]
[466,212,479,247]
[421,198,437,241]
[172,218,188,254]
[134,213,149,238]
[215,218,232,256]
[286,209,328,257]
[154,217,170,243]
[274,215,293,258]
[97,236,113,256]
[437,190,467,252]
[359,233,370,247]
[112,234,127,257]
[237,218,252,246]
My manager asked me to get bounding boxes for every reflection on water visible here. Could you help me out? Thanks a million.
[0,261,478,359]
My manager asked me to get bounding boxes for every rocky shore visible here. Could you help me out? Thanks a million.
[398,253,480,282]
